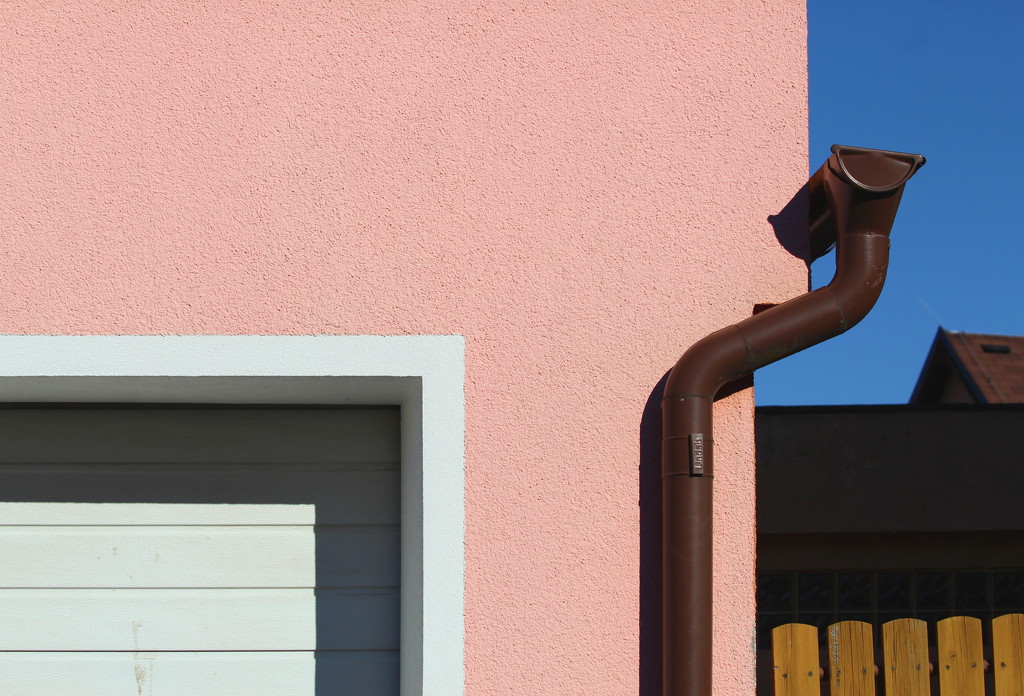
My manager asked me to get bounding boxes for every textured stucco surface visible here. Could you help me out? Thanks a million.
[0,2,807,694]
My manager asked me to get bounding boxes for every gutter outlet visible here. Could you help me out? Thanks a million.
[661,145,925,696]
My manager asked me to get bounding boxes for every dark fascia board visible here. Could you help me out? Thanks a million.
[756,404,1024,534]
[756,402,1024,415]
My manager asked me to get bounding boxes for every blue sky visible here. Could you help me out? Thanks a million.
[755,0,1024,405]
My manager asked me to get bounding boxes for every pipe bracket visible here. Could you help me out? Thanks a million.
[663,435,714,477]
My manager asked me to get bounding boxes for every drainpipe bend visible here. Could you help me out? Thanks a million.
[661,145,925,696]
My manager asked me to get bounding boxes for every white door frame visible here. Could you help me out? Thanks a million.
[0,335,466,696]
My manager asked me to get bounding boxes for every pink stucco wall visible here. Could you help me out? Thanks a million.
[0,2,807,693]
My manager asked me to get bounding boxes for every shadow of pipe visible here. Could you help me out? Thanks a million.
[767,182,813,290]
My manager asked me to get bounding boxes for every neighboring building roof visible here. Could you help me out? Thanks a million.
[910,328,1024,404]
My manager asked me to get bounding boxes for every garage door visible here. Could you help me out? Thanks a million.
[0,406,400,696]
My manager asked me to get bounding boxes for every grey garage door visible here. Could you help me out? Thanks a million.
[0,406,400,696]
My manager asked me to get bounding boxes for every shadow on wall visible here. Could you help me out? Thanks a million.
[638,372,667,696]
[767,183,814,286]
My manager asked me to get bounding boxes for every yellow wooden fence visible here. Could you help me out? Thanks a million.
[772,614,1024,696]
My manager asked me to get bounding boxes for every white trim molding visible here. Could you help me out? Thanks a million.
[0,335,466,696]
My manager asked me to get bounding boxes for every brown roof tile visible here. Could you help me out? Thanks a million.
[945,331,1024,403]
[912,328,1024,404]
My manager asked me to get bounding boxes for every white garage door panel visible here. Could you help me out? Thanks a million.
[0,502,315,525]
[316,526,400,588]
[0,526,316,588]
[317,589,401,650]
[0,588,398,651]
[0,467,400,525]
[0,525,398,589]
[0,408,401,465]
[0,589,316,650]
[0,651,316,696]
[316,651,401,694]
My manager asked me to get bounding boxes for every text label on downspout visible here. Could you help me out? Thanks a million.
[689,433,704,475]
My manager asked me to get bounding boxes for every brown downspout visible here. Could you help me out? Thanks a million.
[661,145,925,696]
